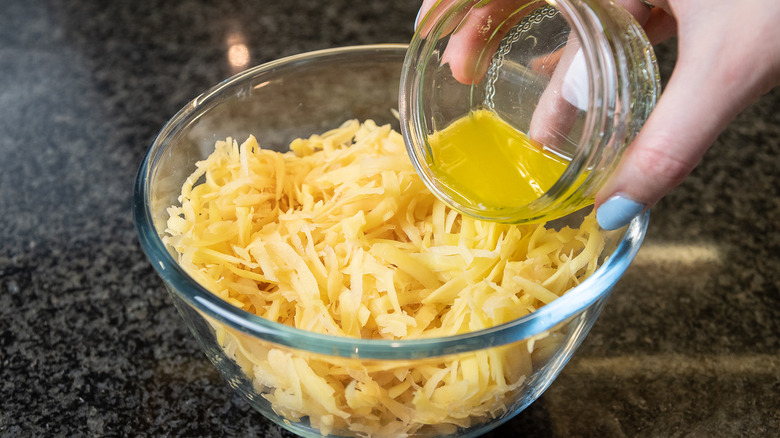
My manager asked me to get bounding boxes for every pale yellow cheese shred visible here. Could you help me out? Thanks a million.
[165,120,604,437]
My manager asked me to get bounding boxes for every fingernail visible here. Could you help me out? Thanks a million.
[414,7,423,30]
[596,194,645,230]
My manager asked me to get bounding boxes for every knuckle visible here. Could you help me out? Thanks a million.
[632,145,695,189]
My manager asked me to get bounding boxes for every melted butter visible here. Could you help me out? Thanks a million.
[427,109,571,212]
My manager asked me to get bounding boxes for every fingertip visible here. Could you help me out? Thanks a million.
[441,32,495,85]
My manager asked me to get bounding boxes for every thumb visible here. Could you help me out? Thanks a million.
[595,52,775,230]
[596,0,780,230]
[594,69,711,230]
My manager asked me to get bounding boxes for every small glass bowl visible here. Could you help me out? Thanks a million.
[134,44,649,437]
[400,0,660,223]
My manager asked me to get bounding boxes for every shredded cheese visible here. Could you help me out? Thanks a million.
[165,120,604,436]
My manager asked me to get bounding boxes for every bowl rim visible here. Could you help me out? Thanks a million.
[133,44,649,360]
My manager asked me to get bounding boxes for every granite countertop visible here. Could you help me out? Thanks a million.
[1,0,778,436]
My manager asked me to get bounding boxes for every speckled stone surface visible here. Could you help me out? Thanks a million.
[1,1,778,436]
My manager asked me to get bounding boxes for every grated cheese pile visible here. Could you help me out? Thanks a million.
[165,120,604,436]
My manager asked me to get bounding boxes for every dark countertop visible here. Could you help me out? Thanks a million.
[1,1,778,436]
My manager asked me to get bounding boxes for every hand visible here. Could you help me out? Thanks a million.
[415,0,780,229]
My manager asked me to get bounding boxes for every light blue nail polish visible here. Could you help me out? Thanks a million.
[414,7,423,30]
[596,195,645,230]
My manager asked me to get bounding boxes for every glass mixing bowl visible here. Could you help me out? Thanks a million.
[134,44,648,438]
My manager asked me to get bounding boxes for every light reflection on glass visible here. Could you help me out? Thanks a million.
[253,80,271,90]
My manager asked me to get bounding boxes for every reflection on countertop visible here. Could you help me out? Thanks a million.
[0,0,778,436]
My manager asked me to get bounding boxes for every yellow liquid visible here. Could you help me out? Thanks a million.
[427,109,571,211]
